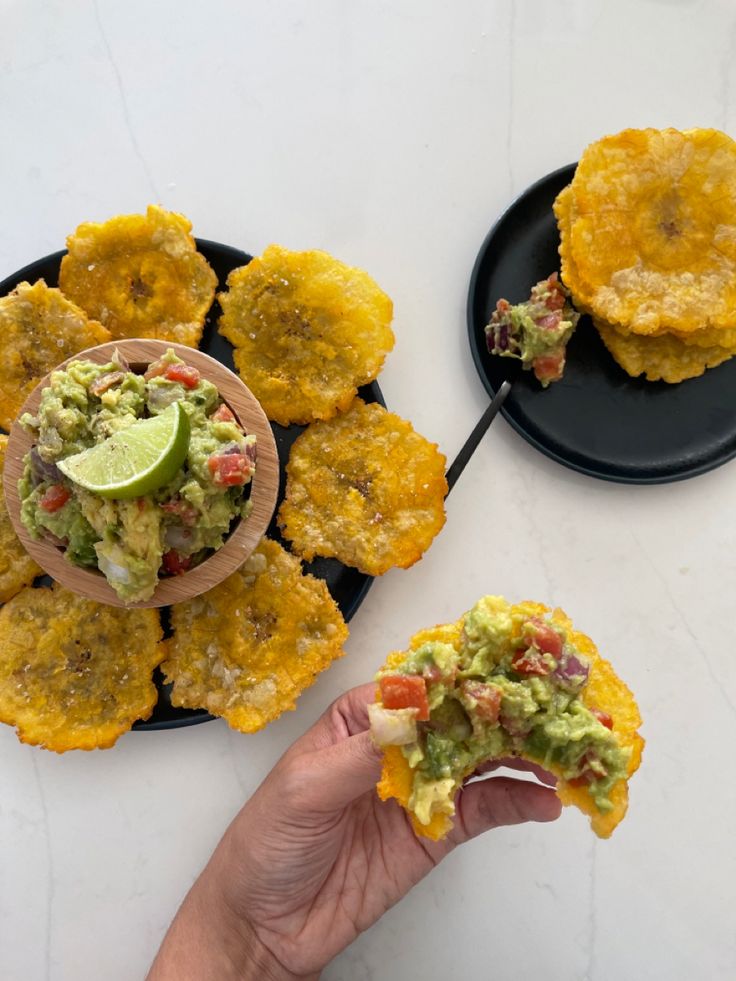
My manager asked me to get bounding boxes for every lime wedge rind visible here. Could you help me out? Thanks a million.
[57,401,191,499]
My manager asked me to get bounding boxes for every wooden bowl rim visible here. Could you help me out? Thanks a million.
[3,339,280,608]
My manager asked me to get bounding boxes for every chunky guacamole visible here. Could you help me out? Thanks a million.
[19,349,256,603]
[371,596,629,828]
[485,273,580,386]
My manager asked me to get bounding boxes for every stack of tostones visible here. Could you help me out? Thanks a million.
[0,584,163,751]
[278,399,448,576]
[59,205,217,347]
[218,245,395,425]
[554,128,736,382]
[0,280,110,430]
[161,538,348,733]
[0,435,42,602]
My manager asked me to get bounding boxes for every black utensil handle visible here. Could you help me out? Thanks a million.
[445,381,512,494]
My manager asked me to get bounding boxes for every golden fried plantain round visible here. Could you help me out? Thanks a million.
[0,280,110,430]
[218,245,394,425]
[59,205,217,347]
[556,128,736,336]
[667,324,736,348]
[593,317,735,382]
[278,399,447,576]
[162,538,348,733]
[0,435,42,603]
[0,584,163,751]
[554,183,594,311]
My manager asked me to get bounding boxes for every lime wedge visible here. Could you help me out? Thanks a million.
[58,402,191,499]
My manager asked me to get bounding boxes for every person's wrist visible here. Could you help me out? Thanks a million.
[193,861,298,981]
[147,841,304,981]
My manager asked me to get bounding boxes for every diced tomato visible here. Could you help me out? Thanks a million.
[569,751,607,786]
[161,498,198,525]
[207,452,253,487]
[535,311,561,330]
[569,764,606,787]
[162,550,192,575]
[212,403,236,423]
[511,646,551,677]
[164,364,200,389]
[496,298,511,314]
[137,498,146,512]
[568,773,593,788]
[39,484,70,513]
[545,273,566,310]
[591,708,613,730]
[379,675,430,721]
[532,352,565,384]
[525,618,563,658]
[499,711,530,737]
[143,359,168,380]
[461,680,502,724]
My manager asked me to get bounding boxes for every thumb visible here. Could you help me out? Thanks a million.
[301,730,382,813]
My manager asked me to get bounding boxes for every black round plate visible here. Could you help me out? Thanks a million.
[468,164,736,484]
[0,241,382,730]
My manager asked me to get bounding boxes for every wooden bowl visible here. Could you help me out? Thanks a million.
[3,339,280,608]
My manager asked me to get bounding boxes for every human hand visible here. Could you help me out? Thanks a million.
[148,683,560,980]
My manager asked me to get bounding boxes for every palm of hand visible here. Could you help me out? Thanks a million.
[238,786,440,975]
[220,684,559,978]
[223,685,442,975]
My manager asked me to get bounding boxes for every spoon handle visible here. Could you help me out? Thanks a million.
[445,381,512,495]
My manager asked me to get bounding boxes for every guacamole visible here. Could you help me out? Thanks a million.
[485,273,580,387]
[18,349,256,603]
[372,596,629,828]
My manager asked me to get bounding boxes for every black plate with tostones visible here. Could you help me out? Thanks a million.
[0,242,382,730]
[468,163,736,484]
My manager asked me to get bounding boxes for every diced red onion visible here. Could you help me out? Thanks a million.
[112,349,130,372]
[30,448,62,485]
[553,651,589,684]
[89,371,125,396]
[486,322,510,353]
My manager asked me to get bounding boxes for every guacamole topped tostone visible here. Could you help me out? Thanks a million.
[372,596,643,839]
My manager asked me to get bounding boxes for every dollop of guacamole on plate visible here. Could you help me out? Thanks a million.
[485,273,580,387]
[19,349,256,603]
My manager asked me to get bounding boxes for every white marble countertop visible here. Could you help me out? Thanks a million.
[2,1,736,978]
